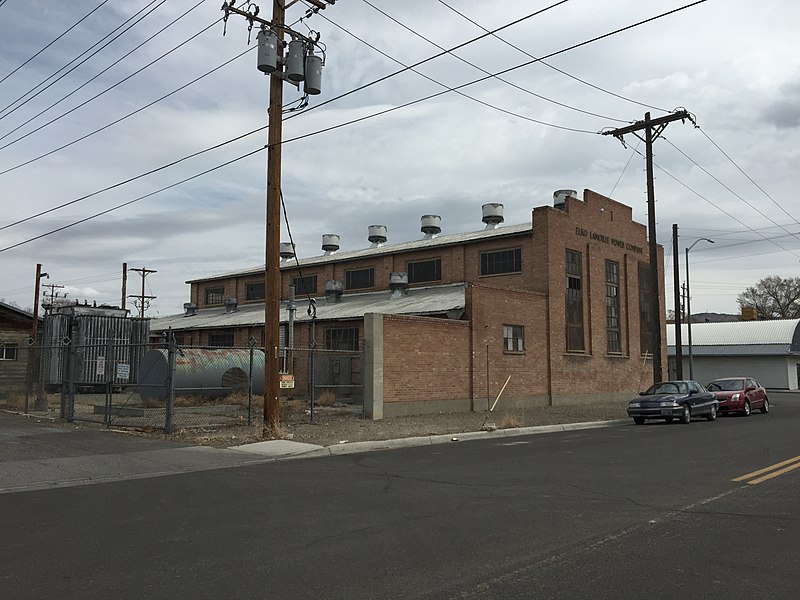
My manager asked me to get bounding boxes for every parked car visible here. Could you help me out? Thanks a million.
[705,377,769,416]
[627,380,719,425]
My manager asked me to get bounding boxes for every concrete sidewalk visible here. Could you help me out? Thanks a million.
[0,410,625,494]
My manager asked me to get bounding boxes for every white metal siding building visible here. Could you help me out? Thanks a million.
[667,319,800,390]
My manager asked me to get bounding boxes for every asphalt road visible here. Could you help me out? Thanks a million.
[1,394,798,599]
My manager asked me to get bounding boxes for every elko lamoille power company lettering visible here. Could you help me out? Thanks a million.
[575,227,644,254]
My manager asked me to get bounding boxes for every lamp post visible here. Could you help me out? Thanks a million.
[685,238,714,380]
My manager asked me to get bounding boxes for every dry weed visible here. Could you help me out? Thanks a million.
[498,413,521,429]
[1,393,26,411]
[283,399,306,414]
[316,389,336,407]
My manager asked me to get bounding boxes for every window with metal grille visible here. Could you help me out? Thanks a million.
[407,258,441,283]
[246,281,264,301]
[345,268,374,290]
[208,329,234,347]
[503,325,524,352]
[480,248,521,276]
[566,250,584,352]
[0,343,18,360]
[205,287,224,305]
[638,262,655,357]
[605,260,621,353]
[292,275,318,295]
[325,327,359,351]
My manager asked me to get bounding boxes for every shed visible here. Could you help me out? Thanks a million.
[667,319,800,390]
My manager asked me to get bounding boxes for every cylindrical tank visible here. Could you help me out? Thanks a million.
[304,54,322,95]
[482,203,504,229]
[138,348,265,401]
[420,215,442,238]
[322,233,340,254]
[368,224,388,247]
[285,39,305,82]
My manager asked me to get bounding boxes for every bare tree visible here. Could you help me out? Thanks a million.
[737,276,800,319]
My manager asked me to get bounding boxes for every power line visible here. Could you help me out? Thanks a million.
[0,1,208,148]
[437,0,669,113]
[0,0,166,122]
[0,0,113,87]
[358,0,629,123]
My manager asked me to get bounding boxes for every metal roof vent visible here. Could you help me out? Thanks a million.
[183,302,197,317]
[279,242,296,261]
[224,298,238,313]
[482,203,504,229]
[325,279,343,304]
[389,272,408,299]
[553,189,577,210]
[322,233,340,255]
[421,215,441,239]
[368,225,388,248]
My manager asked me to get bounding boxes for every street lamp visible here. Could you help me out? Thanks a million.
[685,238,714,380]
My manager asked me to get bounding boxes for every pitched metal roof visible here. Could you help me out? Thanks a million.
[186,223,532,283]
[666,319,800,355]
[150,283,467,332]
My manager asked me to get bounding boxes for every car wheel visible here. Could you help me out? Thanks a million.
[706,404,717,421]
[743,400,751,417]
[760,397,769,414]
[680,405,691,424]
[633,417,645,425]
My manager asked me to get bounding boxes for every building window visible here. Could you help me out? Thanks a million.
[408,258,441,283]
[292,275,318,295]
[639,262,655,357]
[566,249,584,352]
[503,325,524,352]
[325,327,359,351]
[480,248,521,276]
[209,329,234,347]
[0,343,18,360]
[345,268,374,290]
[246,281,264,301]
[605,260,621,354]
[205,287,224,305]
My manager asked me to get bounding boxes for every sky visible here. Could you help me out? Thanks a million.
[1,0,799,318]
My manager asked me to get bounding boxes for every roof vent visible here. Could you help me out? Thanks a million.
[421,215,441,239]
[389,272,408,299]
[482,203,504,229]
[183,302,197,317]
[325,279,343,304]
[322,233,340,255]
[368,225,388,248]
[224,298,238,313]
[279,242,296,261]
[553,189,577,210]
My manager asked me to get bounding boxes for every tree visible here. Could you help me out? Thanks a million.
[737,275,800,319]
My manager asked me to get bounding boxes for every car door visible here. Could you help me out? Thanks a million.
[747,378,764,409]
[688,381,709,414]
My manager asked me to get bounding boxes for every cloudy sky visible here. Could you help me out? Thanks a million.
[1,0,798,317]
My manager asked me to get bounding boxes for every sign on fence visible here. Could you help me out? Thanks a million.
[279,374,295,389]
[116,363,130,380]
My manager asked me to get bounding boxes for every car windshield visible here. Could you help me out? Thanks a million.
[707,379,744,392]
[645,382,687,395]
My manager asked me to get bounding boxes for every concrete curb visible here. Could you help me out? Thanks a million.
[286,419,628,458]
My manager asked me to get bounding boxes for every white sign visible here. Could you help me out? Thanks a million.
[279,374,295,389]
[96,356,105,377]
[116,363,131,380]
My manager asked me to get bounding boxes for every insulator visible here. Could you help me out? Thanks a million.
[257,29,278,73]
[304,54,322,95]
[286,39,305,82]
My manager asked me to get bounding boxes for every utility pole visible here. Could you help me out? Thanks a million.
[121,262,128,311]
[603,110,692,384]
[25,263,49,413]
[222,0,333,434]
[671,224,683,379]
[128,267,157,318]
[41,283,64,314]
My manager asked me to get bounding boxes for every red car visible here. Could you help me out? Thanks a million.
[705,377,769,416]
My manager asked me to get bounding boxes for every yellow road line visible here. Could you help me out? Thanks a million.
[733,455,800,484]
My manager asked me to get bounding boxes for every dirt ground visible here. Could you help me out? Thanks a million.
[170,401,631,448]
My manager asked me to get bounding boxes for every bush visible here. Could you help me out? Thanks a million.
[315,389,336,407]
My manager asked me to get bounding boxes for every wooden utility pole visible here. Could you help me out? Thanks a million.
[603,110,691,384]
[672,224,683,379]
[121,262,128,311]
[25,263,49,412]
[128,267,157,318]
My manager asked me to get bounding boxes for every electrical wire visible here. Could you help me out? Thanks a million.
[357,0,629,123]
[1,0,714,247]
[437,0,669,114]
[0,1,209,147]
[0,0,166,122]
[609,138,641,197]
[0,0,112,87]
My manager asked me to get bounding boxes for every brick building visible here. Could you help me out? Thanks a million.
[151,189,667,418]
[0,301,36,402]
